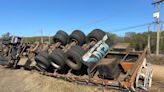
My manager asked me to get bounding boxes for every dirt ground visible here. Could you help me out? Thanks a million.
[0,67,96,92]
[150,64,164,92]
[0,65,163,92]
[0,54,163,92]
[147,54,164,65]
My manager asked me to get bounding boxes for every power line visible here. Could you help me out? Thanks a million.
[107,22,155,33]
[68,15,112,30]
[107,21,163,33]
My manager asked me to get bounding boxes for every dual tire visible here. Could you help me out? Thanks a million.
[53,30,69,45]
[48,49,65,69]
[35,31,68,71]
[65,29,106,70]
[35,52,50,71]
[49,30,86,69]
[35,29,107,71]
[69,30,86,46]
[86,29,105,43]
[65,45,86,70]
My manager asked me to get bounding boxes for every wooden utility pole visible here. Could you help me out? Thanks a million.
[49,32,51,44]
[152,0,164,55]
[40,29,44,44]
[148,25,151,54]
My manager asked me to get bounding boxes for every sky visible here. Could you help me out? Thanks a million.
[0,0,163,37]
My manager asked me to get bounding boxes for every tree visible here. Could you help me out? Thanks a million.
[1,32,10,40]
[107,32,120,44]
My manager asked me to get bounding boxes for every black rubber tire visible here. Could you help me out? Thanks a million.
[53,30,69,45]
[48,49,66,69]
[35,52,50,70]
[86,29,105,43]
[69,30,86,46]
[66,45,85,70]
[105,37,112,47]
[105,33,113,47]
[36,63,48,71]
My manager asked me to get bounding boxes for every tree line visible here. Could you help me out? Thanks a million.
[0,31,164,53]
[108,31,164,53]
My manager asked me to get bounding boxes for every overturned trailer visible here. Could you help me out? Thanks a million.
[0,31,153,92]
[36,39,153,91]
[83,44,153,91]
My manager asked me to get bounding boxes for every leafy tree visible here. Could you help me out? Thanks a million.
[107,32,120,44]
[1,32,10,40]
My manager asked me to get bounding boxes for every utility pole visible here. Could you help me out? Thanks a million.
[152,0,164,55]
[49,32,51,44]
[148,25,151,54]
[40,29,44,44]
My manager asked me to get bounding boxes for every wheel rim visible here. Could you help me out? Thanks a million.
[50,62,61,69]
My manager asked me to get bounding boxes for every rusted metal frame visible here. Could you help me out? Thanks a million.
[41,44,50,52]
[63,41,76,53]
[48,42,61,54]
[26,44,40,59]
[123,47,147,89]
[118,49,132,73]
[120,62,134,73]
[109,51,141,56]
[82,41,96,50]
[39,70,121,88]
[8,45,12,56]
[31,43,40,52]
[18,45,27,57]
[121,53,129,61]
